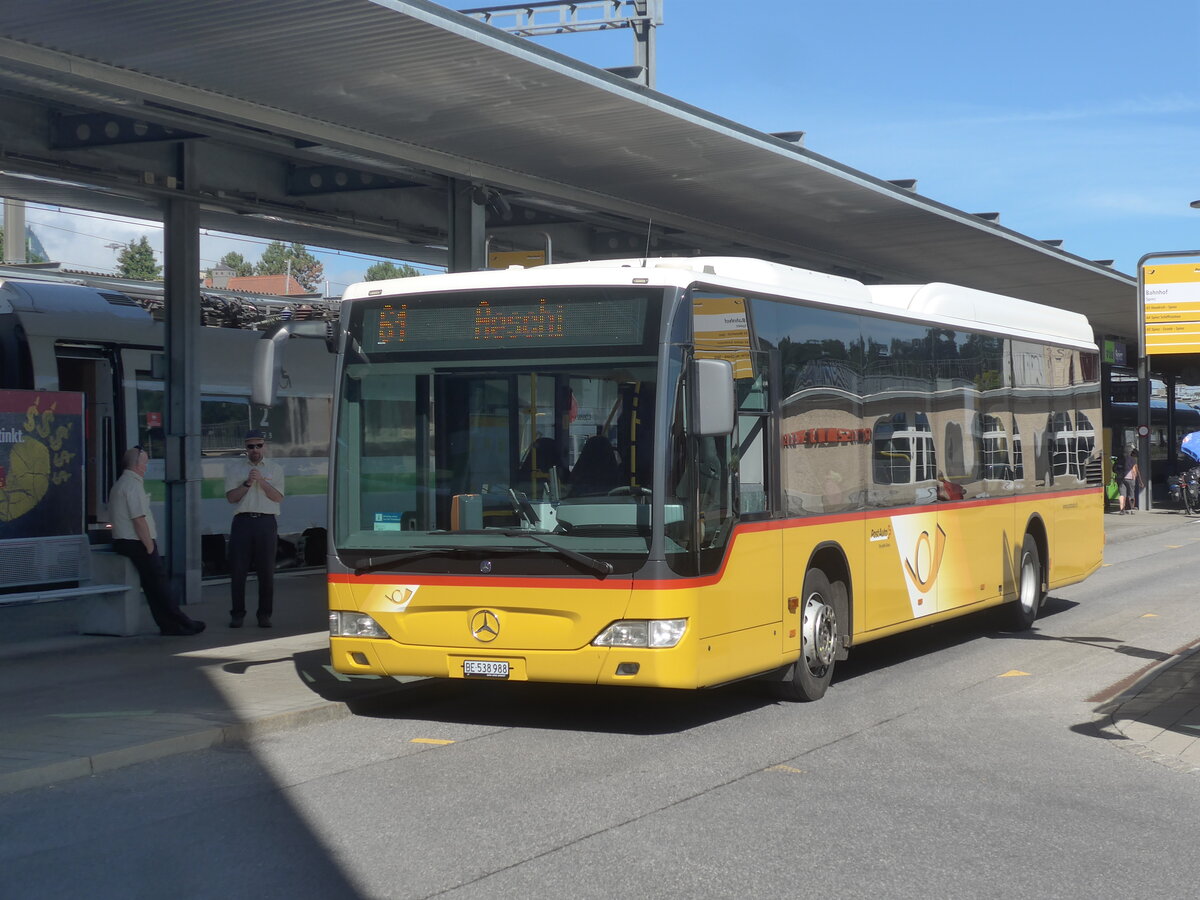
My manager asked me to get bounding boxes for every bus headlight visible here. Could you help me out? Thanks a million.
[593,619,687,648]
[329,611,390,638]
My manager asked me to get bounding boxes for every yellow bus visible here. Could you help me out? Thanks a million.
[298,257,1102,701]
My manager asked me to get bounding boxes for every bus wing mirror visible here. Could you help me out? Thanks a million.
[693,357,735,436]
[251,321,338,407]
[251,327,290,407]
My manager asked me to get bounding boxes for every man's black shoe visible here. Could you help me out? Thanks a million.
[186,620,206,634]
[229,614,245,628]
[257,616,272,628]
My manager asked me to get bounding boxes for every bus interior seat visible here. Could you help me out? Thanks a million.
[570,435,623,497]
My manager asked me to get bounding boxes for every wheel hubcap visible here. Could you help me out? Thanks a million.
[1019,552,1038,613]
[802,593,837,670]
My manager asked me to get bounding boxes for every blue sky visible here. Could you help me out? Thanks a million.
[12,0,1200,288]
[448,0,1200,274]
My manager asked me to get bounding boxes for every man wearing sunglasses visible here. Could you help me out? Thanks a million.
[224,429,285,628]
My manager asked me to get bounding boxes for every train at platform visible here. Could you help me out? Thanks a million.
[0,269,335,577]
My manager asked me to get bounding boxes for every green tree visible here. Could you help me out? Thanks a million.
[255,241,323,292]
[0,224,48,263]
[116,235,162,281]
[219,251,254,276]
[364,260,421,281]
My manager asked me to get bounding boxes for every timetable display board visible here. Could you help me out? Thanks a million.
[693,294,753,378]
[1144,263,1200,356]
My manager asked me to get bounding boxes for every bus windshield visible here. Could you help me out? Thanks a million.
[333,286,663,576]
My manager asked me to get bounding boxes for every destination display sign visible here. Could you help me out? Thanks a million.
[1144,263,1200,356]
[362,293,649,352]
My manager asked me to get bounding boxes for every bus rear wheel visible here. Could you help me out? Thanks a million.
[1009,535,1045,630]
[779,568,841,702]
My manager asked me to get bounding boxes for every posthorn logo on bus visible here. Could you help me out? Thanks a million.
[471,610,500,643]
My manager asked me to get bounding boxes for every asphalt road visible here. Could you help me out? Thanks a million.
[5,519,1200,899]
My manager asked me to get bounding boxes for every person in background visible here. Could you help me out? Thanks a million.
[109,446,206,636]
[1120,447,1143,514]
[224,429,285,628]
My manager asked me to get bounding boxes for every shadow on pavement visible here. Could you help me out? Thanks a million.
[345,675,778,736]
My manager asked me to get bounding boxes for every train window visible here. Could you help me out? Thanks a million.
[136,384,165,459]
[201,396,252,454]
[258,397,333,458]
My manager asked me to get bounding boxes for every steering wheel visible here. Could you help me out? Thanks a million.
[607,485,652,498]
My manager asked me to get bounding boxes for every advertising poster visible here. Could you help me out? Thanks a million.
[0,390,85,541]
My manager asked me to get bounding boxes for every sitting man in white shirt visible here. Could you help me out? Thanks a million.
[109,446,206,636]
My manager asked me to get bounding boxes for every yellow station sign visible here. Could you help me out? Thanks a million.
[1144,262,1200,355]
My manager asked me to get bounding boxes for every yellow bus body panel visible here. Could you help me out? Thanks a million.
[329,488,1103,689]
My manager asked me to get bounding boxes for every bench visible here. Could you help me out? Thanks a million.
[0,583,130,607]
[0,548,154,636]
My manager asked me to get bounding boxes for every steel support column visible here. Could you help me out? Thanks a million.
[1166,374,1178,477]
[163,145,202,603]
[632,1,659,89]
[3,198,26,262]
[448,178,486,273]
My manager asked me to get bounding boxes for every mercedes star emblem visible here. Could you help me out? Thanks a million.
[471,610,500,643]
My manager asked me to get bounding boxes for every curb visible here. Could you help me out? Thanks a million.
[0,701,350,796]
[1098,640,1200,776]
[1102,511,1196,544]
[0,679,417,796]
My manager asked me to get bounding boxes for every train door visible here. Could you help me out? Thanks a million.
[55,345,120,532]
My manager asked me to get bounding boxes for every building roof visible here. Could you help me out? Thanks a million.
[205,274,308,296]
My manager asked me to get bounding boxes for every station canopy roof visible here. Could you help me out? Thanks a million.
[0,0,1136,344]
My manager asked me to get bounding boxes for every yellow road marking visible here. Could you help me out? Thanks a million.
[1166,544,1182,549]
[767,764,805,774]
[1141,613,1159,618]
[999,670,1030,678]
[411,738,455,745]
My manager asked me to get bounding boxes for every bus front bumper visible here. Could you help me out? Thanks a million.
[329,635,704,689]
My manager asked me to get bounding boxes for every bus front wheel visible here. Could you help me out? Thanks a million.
[779,568,841,702]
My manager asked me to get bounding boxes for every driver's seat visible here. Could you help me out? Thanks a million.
[569,435,622,497]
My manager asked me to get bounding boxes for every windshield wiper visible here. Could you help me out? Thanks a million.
[430,530,614,577]
[353,545,470,576]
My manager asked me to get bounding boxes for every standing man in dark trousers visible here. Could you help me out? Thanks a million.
[110,446,206,636]
[224,429,285,628]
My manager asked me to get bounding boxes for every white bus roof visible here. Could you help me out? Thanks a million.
[866,283,1095,350]
[342,257,1096,350]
